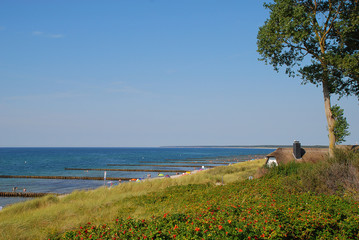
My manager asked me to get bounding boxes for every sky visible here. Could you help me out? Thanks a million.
[0,0,358,147]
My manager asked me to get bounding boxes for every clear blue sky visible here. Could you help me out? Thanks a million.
[0,0,358,147]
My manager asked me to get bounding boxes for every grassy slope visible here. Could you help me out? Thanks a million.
[59,159,359,239]
[0,159,265,240]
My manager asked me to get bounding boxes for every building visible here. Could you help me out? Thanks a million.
[265,141,328,166]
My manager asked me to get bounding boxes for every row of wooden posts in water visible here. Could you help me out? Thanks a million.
[64,168,188,172]
[0,161,225,182]
[64,159,247,172]
[106,164,220,168]
[0,175,132,181]
[0,191,58,198]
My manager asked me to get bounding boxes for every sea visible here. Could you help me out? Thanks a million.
[0,147,274,208]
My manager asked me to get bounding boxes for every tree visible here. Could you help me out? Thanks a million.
[331,104,350,144]
[257,0,359,156]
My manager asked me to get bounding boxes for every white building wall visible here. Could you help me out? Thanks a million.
[266,157,278,167]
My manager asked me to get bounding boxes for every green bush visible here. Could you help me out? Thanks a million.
[58,177,359,239]
[263,148,359,198]
[264,160,302,178]
[0,159,266,240]
[57,152,359,239]
[328,148,359,167]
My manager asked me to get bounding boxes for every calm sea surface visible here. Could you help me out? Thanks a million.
[0,147,274,207]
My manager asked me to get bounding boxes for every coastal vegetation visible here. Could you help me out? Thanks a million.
[0,159,264,240]
[59,149,359,240]
[1,149,359,239]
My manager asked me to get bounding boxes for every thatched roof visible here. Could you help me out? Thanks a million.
[266,147,329,165]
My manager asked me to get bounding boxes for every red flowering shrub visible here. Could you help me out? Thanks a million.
[59,173,359,239]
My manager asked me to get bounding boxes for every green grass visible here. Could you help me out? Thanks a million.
[59,159,359,239]
[263,148,359,198]
[0,159,265,240]
[56,149,359,240]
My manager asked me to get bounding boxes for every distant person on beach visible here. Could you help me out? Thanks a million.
[12,187,17,192]
[118,179,122,184]
[23,188,26,192]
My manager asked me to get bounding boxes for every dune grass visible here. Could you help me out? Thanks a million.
[57,149,359,239]
[0,159,265,240]
[60,164,359,240]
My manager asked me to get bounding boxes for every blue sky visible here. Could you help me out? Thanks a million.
[0,0,358,147]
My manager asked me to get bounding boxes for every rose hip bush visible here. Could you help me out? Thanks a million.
[58,177,359,239]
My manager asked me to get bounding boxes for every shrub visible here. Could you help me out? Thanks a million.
[264,160,302,178]
[59,177,359,240]
[328,148,359,167]
[55,153,359,239]
[264,148,359,198]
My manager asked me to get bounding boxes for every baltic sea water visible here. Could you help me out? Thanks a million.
[0,147,274,207]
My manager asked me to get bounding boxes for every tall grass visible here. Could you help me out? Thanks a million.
[263,148,359,198]
[300,148,359,197]
[0,159,265,240]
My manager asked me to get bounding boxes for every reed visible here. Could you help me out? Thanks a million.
[0,159,265,240]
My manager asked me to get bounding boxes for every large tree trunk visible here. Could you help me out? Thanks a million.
[322,81,335,157]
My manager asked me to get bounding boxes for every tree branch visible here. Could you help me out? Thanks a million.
[323,0,333,34]
[312,1,324,53]
[322,1,342,47]
[284,39,320,60]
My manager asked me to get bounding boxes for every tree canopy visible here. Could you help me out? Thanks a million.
[257,0,358,97]
[257,0,358,153]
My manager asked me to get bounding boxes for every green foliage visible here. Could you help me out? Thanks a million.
[329,148,359,167]
[0,159,265,240]
[59,174,359,240]
[5,155,359,239]
[257,0,359,98]
[264,160,301,177]
[331,104,350,144]
[57,151,359,239]
[265,148,359,197]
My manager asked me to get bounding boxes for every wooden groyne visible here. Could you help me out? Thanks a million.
[165,156,237,161]
[107,164,217,168]
[164,159,208,162]
[139,161,238,164]
[161,155,267,163]
[0,175,131,181]
[0,192,59,198]
[65,168,187,173]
